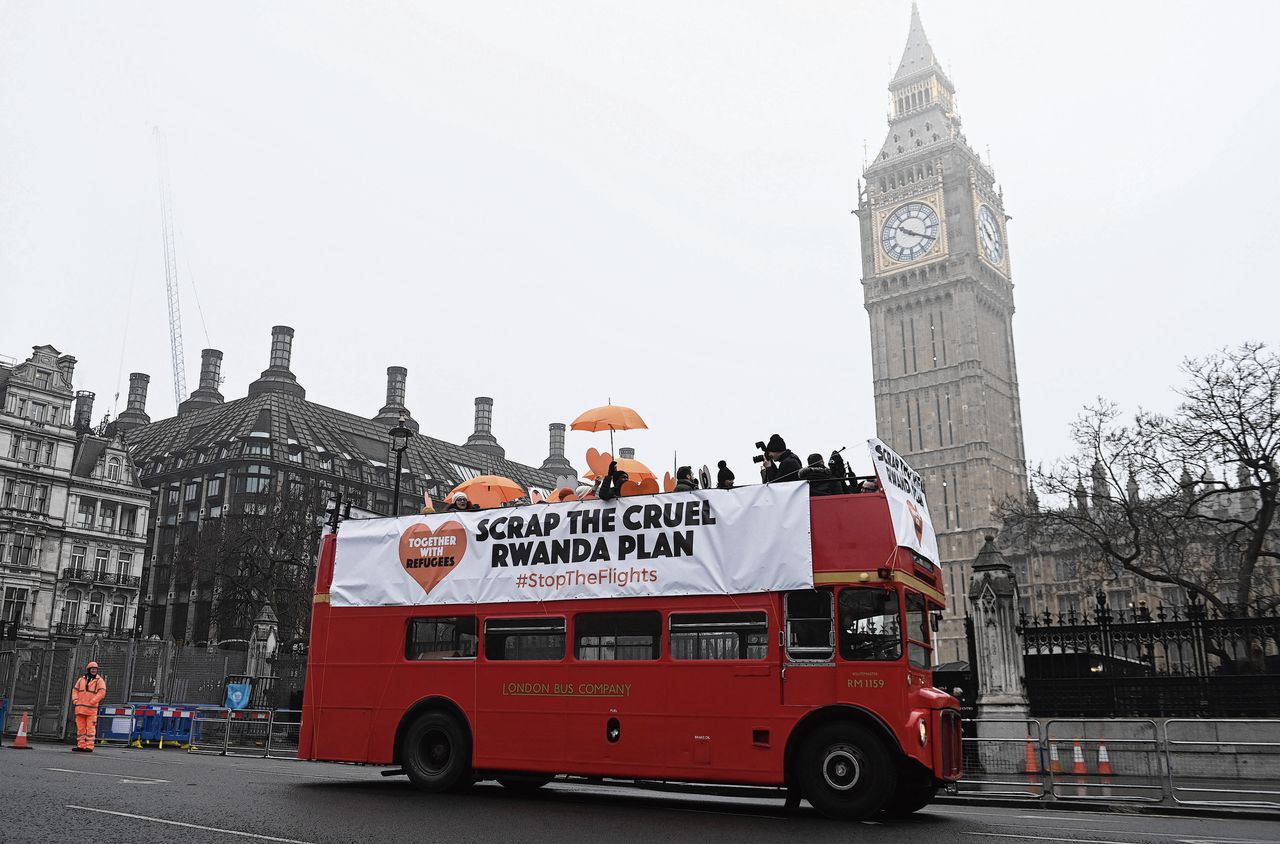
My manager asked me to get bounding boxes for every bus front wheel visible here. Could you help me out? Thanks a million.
[797,722,896,820]
[402,711,470,793]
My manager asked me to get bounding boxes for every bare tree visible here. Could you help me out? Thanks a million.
[176,479,325,644]
[1002,343,1279,612]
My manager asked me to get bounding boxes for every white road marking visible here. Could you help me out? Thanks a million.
[964,834,1142,844]
[66,806,317,844]
[46,767,168,783]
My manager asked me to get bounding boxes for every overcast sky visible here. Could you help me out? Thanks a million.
[2,1,1277,484]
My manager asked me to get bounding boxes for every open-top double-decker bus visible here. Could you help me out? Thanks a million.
[300,439,961,819]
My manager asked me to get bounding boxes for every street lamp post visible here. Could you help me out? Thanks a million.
[389,411,413,516]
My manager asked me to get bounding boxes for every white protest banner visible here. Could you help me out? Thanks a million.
[330,481,813,607]
[867,438,940,566]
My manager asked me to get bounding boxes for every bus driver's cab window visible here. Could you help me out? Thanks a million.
[838,588,902,662]
[785,589,834,661]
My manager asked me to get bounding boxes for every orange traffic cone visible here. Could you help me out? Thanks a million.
[11,712,32,749]
[1048,741,1062,773]
[1071,738,1087,775]
[1096,739,1115,777]
[1023,737,1041,774]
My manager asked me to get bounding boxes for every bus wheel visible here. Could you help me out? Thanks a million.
[797,722,896,820]
[497,774,554,793]
[402,711,470,793]
[881,781,938,817]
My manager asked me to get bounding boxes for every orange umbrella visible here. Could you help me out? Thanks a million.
[571,404,648,452]
[447,475,525,509]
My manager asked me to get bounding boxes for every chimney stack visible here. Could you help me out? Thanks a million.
[619,447,636,460]
[178,348,226,416]
[463,396,505,459]
[247,325,306,399]
[114,373,152,431]
[199,348,223,391]
[539,422,575,475]
[74,391,95,433]
[372,365,418,432]
[56,354,77,387]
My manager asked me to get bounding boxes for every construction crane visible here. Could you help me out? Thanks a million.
[153,125,187,406]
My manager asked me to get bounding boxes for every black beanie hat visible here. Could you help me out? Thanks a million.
[717,460,734,482]
[807,453,824,467]
[766,433,786,452]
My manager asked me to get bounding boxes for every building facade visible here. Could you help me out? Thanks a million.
[0,345,150,641]
[122,325,576,646]
[858,6,1028,661]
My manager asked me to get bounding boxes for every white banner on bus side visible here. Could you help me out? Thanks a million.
[330,481,814,607]
[867,438,940,566]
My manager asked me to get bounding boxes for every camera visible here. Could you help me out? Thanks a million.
[752,440,768,464]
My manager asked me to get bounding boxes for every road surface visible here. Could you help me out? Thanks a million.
[3,743,1275,843]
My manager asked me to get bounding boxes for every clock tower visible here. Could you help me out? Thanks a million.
[857,4,1028,662]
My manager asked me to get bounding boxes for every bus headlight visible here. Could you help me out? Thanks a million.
[918,719,928,746]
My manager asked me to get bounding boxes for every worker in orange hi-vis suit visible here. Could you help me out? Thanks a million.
[70,661,107,752]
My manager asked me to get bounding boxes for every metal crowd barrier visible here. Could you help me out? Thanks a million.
[187,708,301,759]
[958,717,1280,810]
[958,718,1045,798]
[1044,719,1163,803]
[95,705,138,747]
[1166,718,1280,810]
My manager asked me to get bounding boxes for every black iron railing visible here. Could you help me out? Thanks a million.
[1017,599,1280,717]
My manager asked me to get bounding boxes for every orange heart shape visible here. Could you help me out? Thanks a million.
[399,520,468,596]
[663,472,675,493]
[621,478,659,497]
[585,447,613,479]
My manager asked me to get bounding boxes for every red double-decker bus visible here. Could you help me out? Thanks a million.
[301,451,962,820]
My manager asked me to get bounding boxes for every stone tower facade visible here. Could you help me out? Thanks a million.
[857,5,1028,662]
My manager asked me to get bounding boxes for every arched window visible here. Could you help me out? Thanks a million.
[107,458,121,481]
[109,595,128,635]
[61,589,82,626]
[87,592,105,627]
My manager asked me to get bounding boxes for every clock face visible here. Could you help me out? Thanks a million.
[881,202,941,262]
[978,204,1004,264]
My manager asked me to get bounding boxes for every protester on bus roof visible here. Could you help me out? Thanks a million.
[70,660,106,752]
[760,434,803,484]
[799,453,842,496]
[828,451,851,494]
[716,460,735,490]
[598,462,629,501]
[673,466,698,493]
[447,492,479,512]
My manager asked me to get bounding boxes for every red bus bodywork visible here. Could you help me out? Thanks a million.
[300,489,962,815]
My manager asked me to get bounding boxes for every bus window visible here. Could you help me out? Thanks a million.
[785,589,834,661]
[484,617,566,661]
[575,611,661,661]
[670,612,768,660]
[406,616,477,660]
[838,588,902,662]
[905,591,931,668]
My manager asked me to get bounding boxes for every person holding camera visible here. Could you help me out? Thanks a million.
[757,434,803,484]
